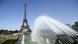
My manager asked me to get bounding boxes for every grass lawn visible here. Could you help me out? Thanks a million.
[0,34,17,44]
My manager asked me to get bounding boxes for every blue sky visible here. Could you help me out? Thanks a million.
[0,0,78,30]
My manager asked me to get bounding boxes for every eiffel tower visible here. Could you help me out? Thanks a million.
[20,0,31,33]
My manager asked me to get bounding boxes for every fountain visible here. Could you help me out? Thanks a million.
[15,16,78,44]
[31,16,78,44]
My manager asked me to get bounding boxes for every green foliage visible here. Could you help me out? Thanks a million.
[75,21,78,27]
[0,29,19,34]
[72,21,78,31]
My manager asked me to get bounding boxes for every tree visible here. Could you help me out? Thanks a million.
[72,21,78,32]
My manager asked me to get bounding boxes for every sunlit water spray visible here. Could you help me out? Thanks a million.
[31,16,78,44]
[18,16,78,44]
[21,34,25,44]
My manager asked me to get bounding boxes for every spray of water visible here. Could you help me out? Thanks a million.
[21,34,25,44]
[31,16,78,44]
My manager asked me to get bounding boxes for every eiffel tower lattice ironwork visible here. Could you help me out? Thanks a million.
[20,1,31,33]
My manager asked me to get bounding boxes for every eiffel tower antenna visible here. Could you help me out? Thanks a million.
[20,0,31,33]
[24,0,26,19]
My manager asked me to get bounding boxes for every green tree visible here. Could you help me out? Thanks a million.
[72,21,78,31]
